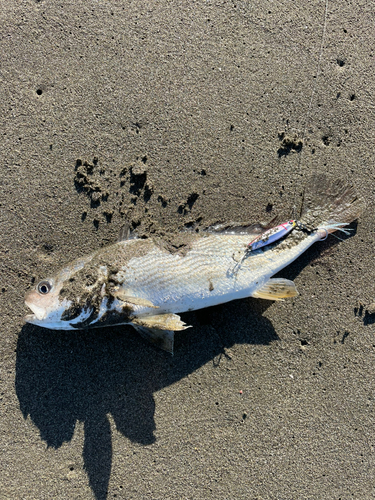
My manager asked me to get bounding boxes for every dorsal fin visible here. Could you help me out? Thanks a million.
[117,223,137,242]
[205,216,278,236]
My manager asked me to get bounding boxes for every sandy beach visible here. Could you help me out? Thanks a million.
[1,1,374,498]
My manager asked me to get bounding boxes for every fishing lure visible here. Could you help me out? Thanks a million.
[247,220,297,252]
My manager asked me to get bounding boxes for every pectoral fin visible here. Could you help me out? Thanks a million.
[252,278,298,301]
[112,289,159,309]
[132,314,192,354]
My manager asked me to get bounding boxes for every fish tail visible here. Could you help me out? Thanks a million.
[299,174,364,234]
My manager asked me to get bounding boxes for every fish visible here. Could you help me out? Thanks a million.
[25,175,363,353]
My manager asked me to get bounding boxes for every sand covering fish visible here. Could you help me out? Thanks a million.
[25,175,363,353]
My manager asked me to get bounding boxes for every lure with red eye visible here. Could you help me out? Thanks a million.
[247,220,297,251]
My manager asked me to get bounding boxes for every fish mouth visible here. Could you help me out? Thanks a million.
[24,300,47,322]
[24,313,39,325]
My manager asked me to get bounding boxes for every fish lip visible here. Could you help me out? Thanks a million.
[24,300,47,321]
[24,313,38,324]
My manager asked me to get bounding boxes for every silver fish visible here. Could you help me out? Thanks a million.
[25,175,363,353]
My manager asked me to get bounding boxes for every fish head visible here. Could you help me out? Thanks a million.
[24,249,142,330]
[25,276,74,329]
[24,254,102,330]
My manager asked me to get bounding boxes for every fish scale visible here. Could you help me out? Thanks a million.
[115,232,313,314]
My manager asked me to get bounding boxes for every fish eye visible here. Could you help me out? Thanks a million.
[37,280,52,295]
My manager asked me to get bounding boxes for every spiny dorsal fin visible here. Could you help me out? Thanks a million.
[117,223,138,242]
[252,278,298,301]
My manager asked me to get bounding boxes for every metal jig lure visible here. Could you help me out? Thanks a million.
[247,220,297,252]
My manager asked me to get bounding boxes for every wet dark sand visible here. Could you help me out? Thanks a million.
[1,2,374,499]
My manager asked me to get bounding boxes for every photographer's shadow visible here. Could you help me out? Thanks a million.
[16,297,277,500]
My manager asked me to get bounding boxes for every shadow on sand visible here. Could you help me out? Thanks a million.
[16,297,277,500]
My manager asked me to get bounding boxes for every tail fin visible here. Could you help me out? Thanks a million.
[299,174,364,234]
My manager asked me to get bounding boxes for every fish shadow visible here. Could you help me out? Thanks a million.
[16,304,277,500]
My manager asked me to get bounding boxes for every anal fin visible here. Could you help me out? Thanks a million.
[252,278,298,301]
